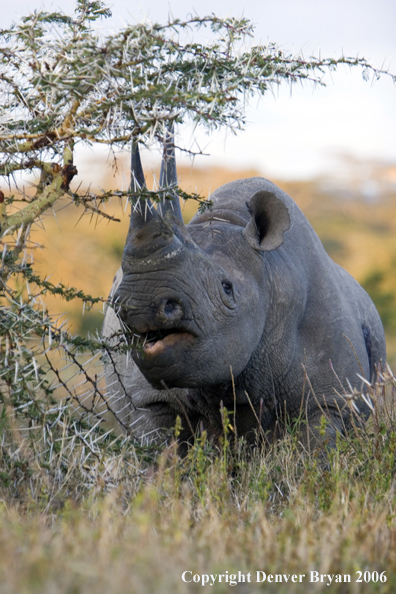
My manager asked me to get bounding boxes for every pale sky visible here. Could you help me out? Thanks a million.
[3,0,396,179]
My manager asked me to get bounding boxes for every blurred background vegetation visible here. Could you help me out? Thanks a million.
[13,154,395,370]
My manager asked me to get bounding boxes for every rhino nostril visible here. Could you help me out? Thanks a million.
[164,300,176,315]
[160,299,183,320]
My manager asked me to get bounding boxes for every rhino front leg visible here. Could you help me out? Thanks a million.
[298,409,347,452]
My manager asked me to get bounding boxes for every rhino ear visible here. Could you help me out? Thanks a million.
[242,190,290,252]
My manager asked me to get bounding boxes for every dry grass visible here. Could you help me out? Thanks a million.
[1,370,396,593]
[1,480,395,594]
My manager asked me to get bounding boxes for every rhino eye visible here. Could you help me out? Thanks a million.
[222,281,233,297]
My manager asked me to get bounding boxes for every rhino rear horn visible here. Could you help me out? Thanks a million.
[157,124,183,222]
[242,190,290,252]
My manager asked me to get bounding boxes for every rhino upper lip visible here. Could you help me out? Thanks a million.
[143,328,182,344]
[137,327,196,359]
[140,326,197,346]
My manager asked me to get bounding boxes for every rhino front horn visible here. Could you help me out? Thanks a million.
[157,124,183,223]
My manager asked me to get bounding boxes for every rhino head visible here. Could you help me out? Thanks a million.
[114,131,290,390]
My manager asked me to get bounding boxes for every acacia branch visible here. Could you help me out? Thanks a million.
[2,157,77,235]
[2,175,63,235]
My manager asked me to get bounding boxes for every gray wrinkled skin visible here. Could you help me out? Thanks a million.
[102,178,386,450]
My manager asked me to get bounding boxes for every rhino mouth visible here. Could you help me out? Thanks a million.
[144,328,178,343]
[140,328,195,357]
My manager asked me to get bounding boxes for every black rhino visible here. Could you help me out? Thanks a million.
[102,135,386,450]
